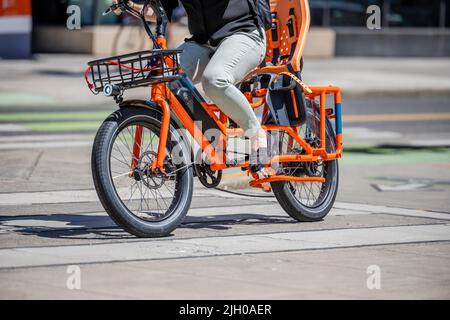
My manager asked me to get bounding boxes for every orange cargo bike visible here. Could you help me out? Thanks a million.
[85,0,343,237]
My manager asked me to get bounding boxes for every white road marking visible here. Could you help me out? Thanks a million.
[333,202,450,220]
[345,127,402,140]
[0,134,93,143]
[0,189,449,220]
[372,183,429,192]
[0,189,100,205]
[0,187,175,206]
[0,124,30,132]
[406,139,450,147]
[0,188,267,206]
[0,141,93,150]
[0,133,93,150]
[0,224,449,269]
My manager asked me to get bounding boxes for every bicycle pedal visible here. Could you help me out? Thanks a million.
[249,165,275,178]
[263,167,276,177]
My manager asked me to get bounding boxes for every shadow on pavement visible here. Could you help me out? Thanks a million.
[0,212,296,240]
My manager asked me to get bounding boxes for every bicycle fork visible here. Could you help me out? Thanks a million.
[129,85,171,174]
[129,34,180,174]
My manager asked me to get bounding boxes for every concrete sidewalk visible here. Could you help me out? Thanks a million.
[0,55,449,109]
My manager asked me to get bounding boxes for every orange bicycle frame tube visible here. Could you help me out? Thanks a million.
[131,83,343,188]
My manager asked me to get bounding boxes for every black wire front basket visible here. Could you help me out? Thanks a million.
[86,49,182,94]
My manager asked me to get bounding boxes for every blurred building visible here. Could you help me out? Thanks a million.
[1,0,449,58]
[31,0,153,57]
[0,0,32,59]
[310,0,450,56]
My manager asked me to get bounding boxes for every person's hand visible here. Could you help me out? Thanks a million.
[112,0,123,15]
[111,0,155,21]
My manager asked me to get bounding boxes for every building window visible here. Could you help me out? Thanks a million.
[310,0,448,28]
[32,0,120,26]
[388,0,441,27]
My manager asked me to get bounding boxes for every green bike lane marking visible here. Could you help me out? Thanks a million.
[341,148,450,166]
[0,111,110,132]
[0,94,56,106]
[21,121,103,132]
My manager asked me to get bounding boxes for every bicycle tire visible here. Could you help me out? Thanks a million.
[92,106,193,237]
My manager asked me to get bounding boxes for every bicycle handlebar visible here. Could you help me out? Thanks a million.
[103,0,168,43]
[149,0,169,38]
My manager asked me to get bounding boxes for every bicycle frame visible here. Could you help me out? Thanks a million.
[127,33,343,192]
[117,0,344,192]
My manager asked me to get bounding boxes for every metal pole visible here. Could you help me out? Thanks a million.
[383,0,390,28]
[92,0,99,25]
[439,0,446,29]
[323,2,331,27]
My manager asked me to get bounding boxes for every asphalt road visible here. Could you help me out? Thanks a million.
[344,96,450,136]
[0,96,449,299]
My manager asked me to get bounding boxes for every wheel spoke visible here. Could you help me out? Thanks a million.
[109,122,181,222]
[113,171,131,180]
[277,112,330,208]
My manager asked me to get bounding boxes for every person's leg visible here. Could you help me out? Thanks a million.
[201,29,266,137]
[201,29,269,170]
[178,41,212,84]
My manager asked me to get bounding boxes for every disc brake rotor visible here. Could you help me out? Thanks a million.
[280,127,324,177]
[304,133,323,177]
[137,151,165,189]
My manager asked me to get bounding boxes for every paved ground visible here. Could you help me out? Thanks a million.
[0,181,449,299]
[0,56,449,299]
[0,124,448,299]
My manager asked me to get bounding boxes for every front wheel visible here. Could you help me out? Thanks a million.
[91,106,193,237]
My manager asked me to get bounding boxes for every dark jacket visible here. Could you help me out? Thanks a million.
[162,0,258,46]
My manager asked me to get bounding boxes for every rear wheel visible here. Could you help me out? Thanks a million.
[271,100,339,221]
[92,106,193,237]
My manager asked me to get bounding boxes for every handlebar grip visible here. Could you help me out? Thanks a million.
[149,0,168,37]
